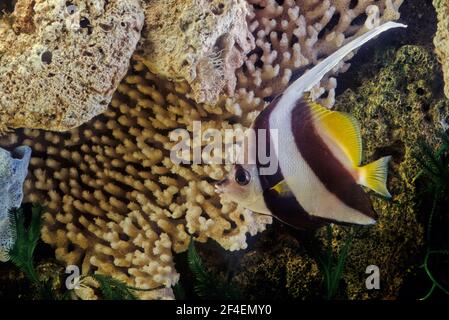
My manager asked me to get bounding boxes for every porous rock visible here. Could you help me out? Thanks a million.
[0,0,144,131]
[140,0,255,104]
[433,0,449,99]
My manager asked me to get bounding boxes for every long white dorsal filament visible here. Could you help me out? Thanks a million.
[283,22,407,101]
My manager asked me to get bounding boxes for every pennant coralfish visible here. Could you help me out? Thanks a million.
[215,22,406,229]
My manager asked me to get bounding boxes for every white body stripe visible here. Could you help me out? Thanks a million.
[319,128,357,176]
[269,97,374,224]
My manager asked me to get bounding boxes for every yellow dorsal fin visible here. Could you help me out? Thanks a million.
[357,156,392,198]
[308,100,363,167]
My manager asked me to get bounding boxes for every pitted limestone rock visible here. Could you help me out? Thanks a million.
[0,0,144,131]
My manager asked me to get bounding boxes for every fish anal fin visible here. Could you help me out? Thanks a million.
[308,101,363,167]
[358,156,392,198]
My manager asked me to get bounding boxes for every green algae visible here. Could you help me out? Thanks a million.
[229,45,449,300]
[412,131,449,300]
[186,238,241,300]
[332,44,449,299]
[232,230,322,300]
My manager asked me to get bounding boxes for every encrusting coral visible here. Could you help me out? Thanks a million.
[140,0,255,104]
[0,0,403,299]
[0,0,144,131]
[0,146,31,262]
[232,229,322,300]
[433,0,449,99]
[231,45,448,300]
[333,45,448,299]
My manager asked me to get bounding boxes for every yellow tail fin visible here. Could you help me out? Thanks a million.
[358,156,392,198]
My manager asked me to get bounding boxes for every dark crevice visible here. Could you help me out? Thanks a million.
[372,140,406,164]
[41,51,53,65]
[318,12,341,39]
[0,0,16,16]
[336,0,438,97]
[350,12,368,27]
[349,0,358,9]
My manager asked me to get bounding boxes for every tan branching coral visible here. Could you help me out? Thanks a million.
[0,60,272,299]
[238,0,403,107]
[0,0,403,300]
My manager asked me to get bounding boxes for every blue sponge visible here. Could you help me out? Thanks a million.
[0,146,32,262]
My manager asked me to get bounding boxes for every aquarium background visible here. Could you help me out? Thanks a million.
[0,0,448,300]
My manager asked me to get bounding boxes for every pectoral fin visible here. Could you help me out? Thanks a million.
[270,180,293,197]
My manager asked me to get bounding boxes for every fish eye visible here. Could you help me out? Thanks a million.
[235,167,250,186]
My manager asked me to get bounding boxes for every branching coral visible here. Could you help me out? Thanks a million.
[238,0,403,107]
[0,0,404,299]
[0,61,272,299]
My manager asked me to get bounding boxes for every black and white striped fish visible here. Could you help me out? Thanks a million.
[215,22,406,229]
